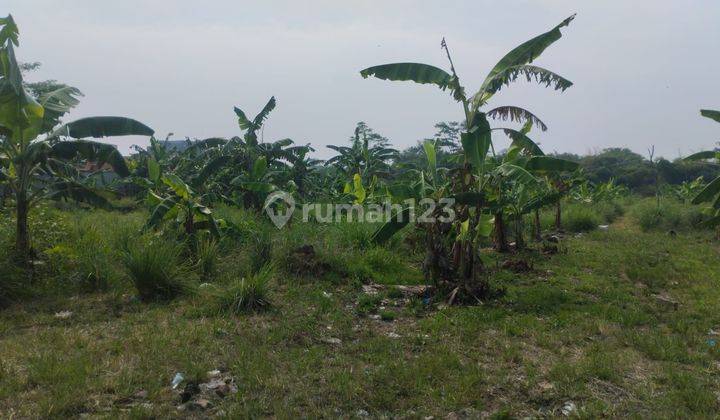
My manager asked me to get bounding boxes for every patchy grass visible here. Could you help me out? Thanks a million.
[1,203,720,417]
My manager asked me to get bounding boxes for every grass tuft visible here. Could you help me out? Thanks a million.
[212,265,272,314]
[121,236,192,301]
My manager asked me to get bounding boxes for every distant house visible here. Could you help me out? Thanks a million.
[76,145,122,186]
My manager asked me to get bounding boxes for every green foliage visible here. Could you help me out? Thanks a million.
[0,17,153,255]
[630,198,707,232]
[194,236,219,280]
[356,293,382,316]
[360,63,453,89]
[563,205,601,232]
[121,236,191,301]
[249,228,273,274]
[211,265,272,314]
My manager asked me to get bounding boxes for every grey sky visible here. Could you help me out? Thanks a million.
[3,1,719,159]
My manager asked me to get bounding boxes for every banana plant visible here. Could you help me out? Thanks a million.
[145,174,220,238]
[326,123,398,184]
[234,96,276,147]
[485,128,578,250]
[360,15,575,296]
[684,109,720,225]
[230,156,277,209]
[671,176,705,204]
[184,99,311,205]
[0,16,154,257]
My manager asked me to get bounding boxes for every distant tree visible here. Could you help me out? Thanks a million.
[431,121,463,151]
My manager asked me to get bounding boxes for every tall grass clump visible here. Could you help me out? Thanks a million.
[194,236,219,281]
[61,211,131,292]
[630,198,707,232]
[594,200,625,224]
[563,205,602,232]
[121,236,191,301]
[0,248,26,307]
[212,265,272,314]
[249,229,273,274]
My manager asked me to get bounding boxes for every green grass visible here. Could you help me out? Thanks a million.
[1,201,720,417]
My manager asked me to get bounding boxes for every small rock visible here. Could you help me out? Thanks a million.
[369,314,381,320]
[322,291,332,297]
[561,401,576,416]
[386,332,401,339]
[54,310,72,319]
[321,337,342,345]
[598,224,609,230]
[207,369,222,378]
[133,390,148,399]
[357,409,370,417]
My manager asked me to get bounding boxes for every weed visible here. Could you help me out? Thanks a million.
[213,265,272,314]
[194,236,219,280]
[121,236,192,301]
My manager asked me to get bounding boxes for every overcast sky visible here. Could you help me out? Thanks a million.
[3,1,720,159]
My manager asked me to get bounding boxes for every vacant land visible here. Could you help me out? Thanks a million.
[1,201,719,418]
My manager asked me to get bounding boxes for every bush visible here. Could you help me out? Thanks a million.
[67,214,123,291]
[121,236,191,301]
[630,198,708,232]
[595,201,624,223]
[563,205,601,232]
[212,265,272,314]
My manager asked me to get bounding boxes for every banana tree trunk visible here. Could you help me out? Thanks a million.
[515,218,525,250]
[494,212,508,252]
[184,212,195,236]
[555,201,562,231]
[534,209,542,241]
[0,185,7,209]
[15,189,30,257]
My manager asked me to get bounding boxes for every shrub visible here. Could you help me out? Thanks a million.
[213,265,272,314]
[563,206,601,232]
[630,198,708,232]
[121,237,191,301]
[68,217,121,291]
[595,201,624,223]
